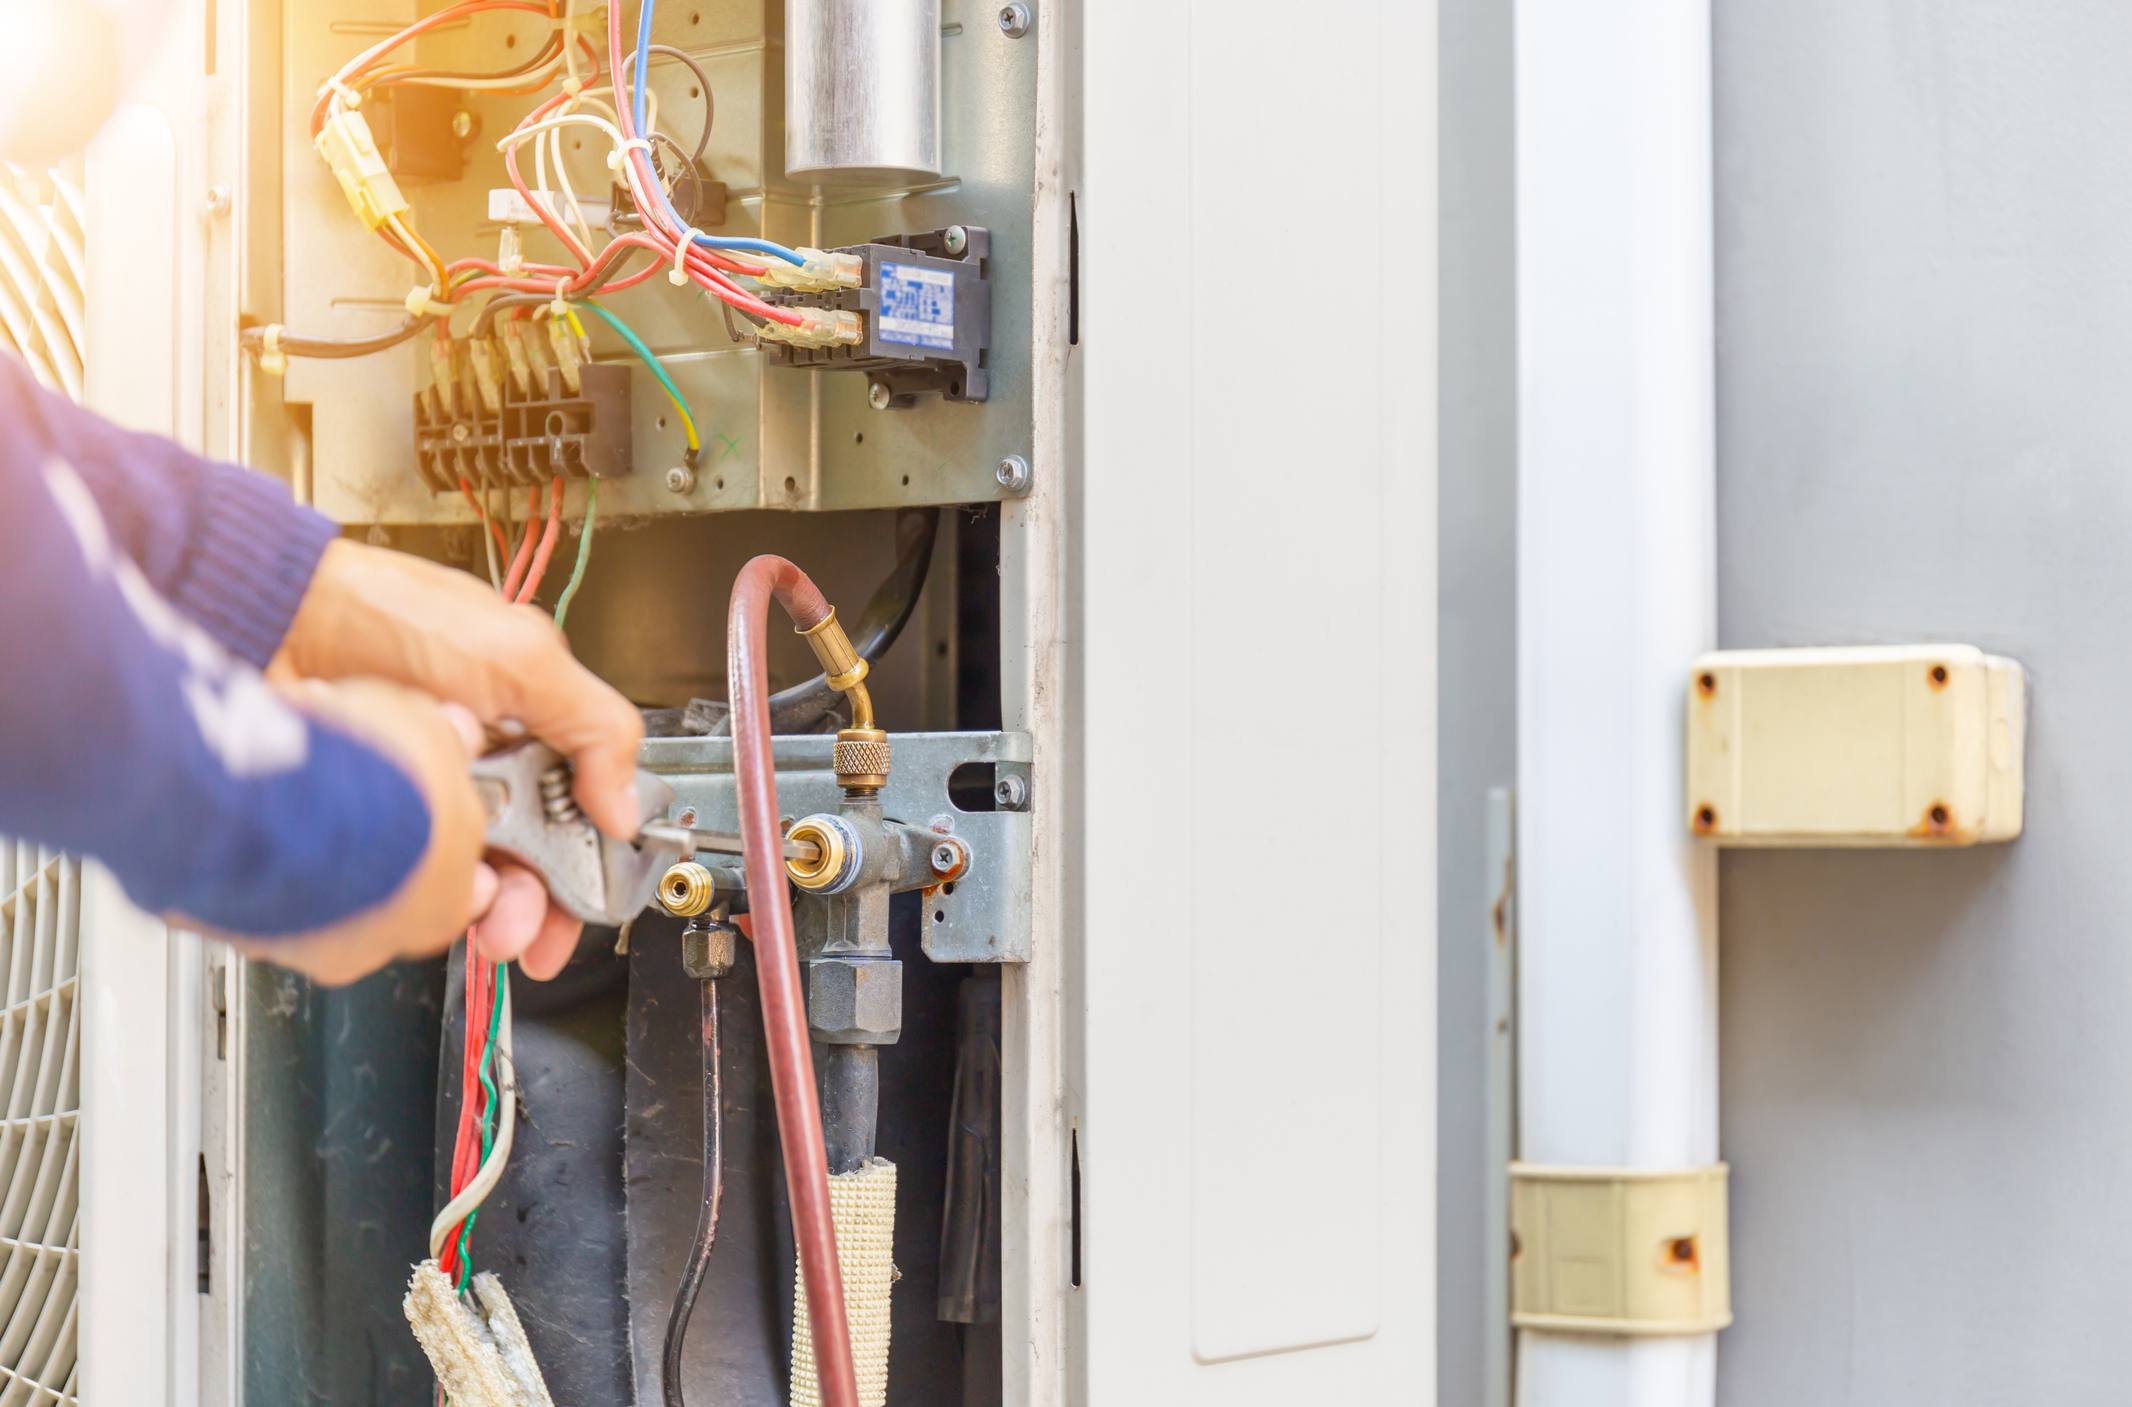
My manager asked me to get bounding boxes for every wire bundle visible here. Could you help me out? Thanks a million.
[433,943,516,1293]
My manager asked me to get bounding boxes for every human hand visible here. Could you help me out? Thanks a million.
[215,680,584,983]
[274,540,644,843]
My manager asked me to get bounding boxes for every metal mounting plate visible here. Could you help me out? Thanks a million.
[639,730,1032,962]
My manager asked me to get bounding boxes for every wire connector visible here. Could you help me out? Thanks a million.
[497,224,525,276]
[315,109,409,231]
[753,246,864,292]
[754,308,863,349]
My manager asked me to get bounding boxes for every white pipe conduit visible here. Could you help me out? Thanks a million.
[1514,0,1719,1403]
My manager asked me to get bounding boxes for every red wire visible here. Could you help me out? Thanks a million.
[514,475,567,603]
[440,938,493,1278]
[501,481,543,599]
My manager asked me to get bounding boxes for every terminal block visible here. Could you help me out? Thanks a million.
[759,225,992,405]
[413,336,631,492]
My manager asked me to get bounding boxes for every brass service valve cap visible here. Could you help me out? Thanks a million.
[658,861,717,917]
[834,726,891,790]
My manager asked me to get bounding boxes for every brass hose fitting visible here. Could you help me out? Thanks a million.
[797,606,891,790]
[785,815,861,893]
[658,861,718,917]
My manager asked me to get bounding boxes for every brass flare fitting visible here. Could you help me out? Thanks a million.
[798,607,892,790]
[658,861,718,917]
[784,815,857,892]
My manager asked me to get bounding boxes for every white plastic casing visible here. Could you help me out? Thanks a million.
[1685,644,2026,846]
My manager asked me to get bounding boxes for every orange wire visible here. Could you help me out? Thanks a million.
[458,477,509,563]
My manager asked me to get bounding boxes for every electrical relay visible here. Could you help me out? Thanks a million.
[759,225,993,407]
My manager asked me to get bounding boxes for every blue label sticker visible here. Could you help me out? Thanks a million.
[877,262,958,350]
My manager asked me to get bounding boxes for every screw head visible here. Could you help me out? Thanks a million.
[451,110,475,139]
[998,2,1031,38]
[665,465,696,494]
[868,381,893,410]
[942,224,969,255]
[450,422,471,443]
[996,454,1031,494]
[994,774,1028,810]
[931,841,962,874]
[202,184,232,219]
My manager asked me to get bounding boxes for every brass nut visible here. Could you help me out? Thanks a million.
[658,861,717,917]
[786,814,860,893]
[834,728,891,789]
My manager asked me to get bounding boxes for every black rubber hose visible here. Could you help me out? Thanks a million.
[711,507,942,736]
[660,975,724,1407]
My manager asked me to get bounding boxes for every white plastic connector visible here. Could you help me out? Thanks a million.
[487,187,612,230]
[753,247,864,292]
[258,325,287,377]
[314,110,409,230]
[497,224,525,276]
[754,308,863,349]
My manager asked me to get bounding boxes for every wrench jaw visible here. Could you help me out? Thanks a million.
[472,742,678,927]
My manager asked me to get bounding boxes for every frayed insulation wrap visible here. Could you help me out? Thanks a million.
[790,1157,898,1407]
[402,1260,557,1407]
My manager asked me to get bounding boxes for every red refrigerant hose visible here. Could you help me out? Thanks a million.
[727,555,858,1407]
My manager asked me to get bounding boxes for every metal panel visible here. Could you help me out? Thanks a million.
[284,0,1036,524]
[1076,0,1437,1396]
[640,731,1032,962]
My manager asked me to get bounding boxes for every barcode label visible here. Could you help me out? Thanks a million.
[877,262,957,350]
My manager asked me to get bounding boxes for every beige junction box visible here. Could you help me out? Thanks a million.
[1685,645,2026,846]
[1688,648,2021,848]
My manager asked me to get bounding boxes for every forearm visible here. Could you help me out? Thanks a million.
[0,354,339,667]
[0,451,428,936]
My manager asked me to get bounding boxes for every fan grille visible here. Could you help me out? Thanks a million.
[0,847,81,1407]
[0,160,87,1407]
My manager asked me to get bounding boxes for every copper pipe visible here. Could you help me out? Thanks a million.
[726,556,858,1407]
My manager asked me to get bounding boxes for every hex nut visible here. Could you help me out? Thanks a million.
[994,773,1028,810]
[682,920,740,980]
[996,454,1031,494]
[807,958,903,1043]
[998,2,1031,38]
[666,464,696,494]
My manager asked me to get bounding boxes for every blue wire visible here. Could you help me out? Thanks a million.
[633,0,804,266]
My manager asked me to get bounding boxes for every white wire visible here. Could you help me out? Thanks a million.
[427,969,518,1260]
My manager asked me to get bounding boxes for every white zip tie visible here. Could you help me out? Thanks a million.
[669,227,701,286]
[605,136,652,172]
[549,276,571,320]
[321,76,362,109]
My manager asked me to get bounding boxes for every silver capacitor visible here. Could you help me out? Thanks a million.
[785,0,941,185]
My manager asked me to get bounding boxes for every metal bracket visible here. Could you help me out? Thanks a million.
[1509,1162,1732,1337]
[639,731,1033,963]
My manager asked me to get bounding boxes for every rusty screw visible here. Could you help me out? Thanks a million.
[1694,804,1717,833]
[1928,802,1950,829]
[931,841,962,874]
[1668,1237,1697,1265]
[1929,663,1949,688]
[1696,671,1717,698]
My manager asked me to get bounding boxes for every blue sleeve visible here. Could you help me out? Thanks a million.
[0,356,339,668]
[0,428,431,938]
